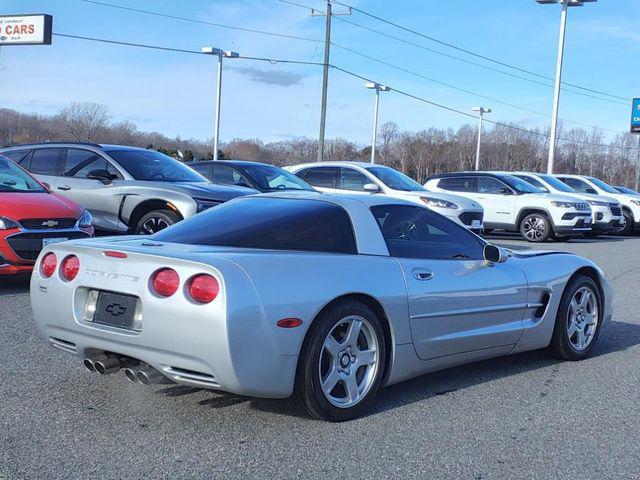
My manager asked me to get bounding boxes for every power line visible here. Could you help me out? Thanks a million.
[274,0,323,12]
[78,0,321,44]
[332,16,629,108]
[52,31,636,151]
[330,41,626,134]
[330,0,631,103]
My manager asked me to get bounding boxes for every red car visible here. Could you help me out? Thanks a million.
[0,155,94,275]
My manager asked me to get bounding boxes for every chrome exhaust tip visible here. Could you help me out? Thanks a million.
[136,366,170,385]
[94,356,124,375]
[83,358,96,372]
[123,368,137,383]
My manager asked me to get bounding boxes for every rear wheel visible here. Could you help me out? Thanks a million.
[292,300,386,422]
[135,210,179,235]
[520,213,551,242]
[619,210,635,236]
[549,275,602,361]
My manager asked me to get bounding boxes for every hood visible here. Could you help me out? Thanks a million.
[164,182,258,201]
[548,191,617,204]
[0,192,82,220]
[526,192,586,204]
[397,190,483,210]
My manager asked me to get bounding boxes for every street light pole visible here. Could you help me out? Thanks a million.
[472,107,491,171]
[536,0,597,174]
[366,82,390,164]
[202,47,239,161]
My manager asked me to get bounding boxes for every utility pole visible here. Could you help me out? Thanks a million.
[313,1,351,162]
[472,107,491,171]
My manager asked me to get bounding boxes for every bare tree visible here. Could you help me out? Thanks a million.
[57,102,110,142]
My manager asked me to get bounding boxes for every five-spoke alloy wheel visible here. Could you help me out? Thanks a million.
[293,300,386,421]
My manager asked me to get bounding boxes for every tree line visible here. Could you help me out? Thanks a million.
[1,102,638,188]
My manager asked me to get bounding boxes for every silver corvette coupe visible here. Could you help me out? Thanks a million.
[30,192,612,421]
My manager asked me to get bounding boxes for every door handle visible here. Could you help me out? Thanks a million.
[57,185,71,191]
[412,269,434,281]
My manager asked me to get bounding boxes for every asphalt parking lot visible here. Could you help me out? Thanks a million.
[1,235,639,480]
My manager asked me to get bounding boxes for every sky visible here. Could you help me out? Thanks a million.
[0,0,638,145]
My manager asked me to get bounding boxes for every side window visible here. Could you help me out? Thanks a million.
[338,168,371,191]
[191,164,212,180]
[2,150,31,164]
[69,155,120,179]
[212,165,251,187]
[561,177,590,193]
[438,177,477,193]
[64,149,101,176]
[478,177,511,194]
[302,167,337,188]
[371,204,485,261]
[515,175,548,192]
[29,148,63,175]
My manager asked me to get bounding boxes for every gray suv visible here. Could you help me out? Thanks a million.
[0,143,257,234]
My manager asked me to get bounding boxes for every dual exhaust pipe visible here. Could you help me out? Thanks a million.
[83,354,170,385]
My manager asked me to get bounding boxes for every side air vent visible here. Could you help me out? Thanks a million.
[534,293,551,318]
[49,337,77,354]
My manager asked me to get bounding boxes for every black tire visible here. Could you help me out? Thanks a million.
[519,213,551,243]
[548,275,603,361]
[619,210,635,236]
[135,210,180,235]
[292,300,387,422]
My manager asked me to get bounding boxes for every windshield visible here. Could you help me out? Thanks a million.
[502,175,542,194]
[538,174,575,193]
[587,177,619,194]
[0,155,47,193]
[364,166,425,192]
[107,149,207,182]
[241,164,313,191]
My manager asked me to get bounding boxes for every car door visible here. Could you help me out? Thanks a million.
[24,147,64,189]
[474,176,518,226]
[298,167,339,193]
[371,204,527,360]
[59,148,124,232]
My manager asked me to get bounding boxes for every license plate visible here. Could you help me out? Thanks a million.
[471,220,482,228]
[93,291,139,330]
[42,237,68,247]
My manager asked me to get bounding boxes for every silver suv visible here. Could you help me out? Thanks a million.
[0,143,256,234]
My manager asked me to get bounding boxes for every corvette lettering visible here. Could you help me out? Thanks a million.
[84,269,140,283]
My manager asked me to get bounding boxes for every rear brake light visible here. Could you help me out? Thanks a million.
[151,268,180,297]
[61,255,80,281]
[187,274,219,303]
[41,252,57,278]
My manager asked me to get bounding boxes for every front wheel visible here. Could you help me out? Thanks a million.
[520,213,551,242]
[619,210,635,236]
[549,275,603,361]
[292,300,386,422]
[135,210,180,235]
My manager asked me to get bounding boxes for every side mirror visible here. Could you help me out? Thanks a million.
[364,183,381,193]
[499,187,513,195]
[88,169,114,185]
[483,244,508,265]
[586,188,597,194]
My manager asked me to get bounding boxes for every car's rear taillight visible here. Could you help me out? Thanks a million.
[151,268,180,297]
[40,252,57,278]
[61,255,80,281]
[187,274,219,304]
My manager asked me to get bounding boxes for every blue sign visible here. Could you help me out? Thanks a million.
[632,98,640,134]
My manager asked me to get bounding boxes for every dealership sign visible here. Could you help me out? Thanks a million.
[0,14,52,46]
[632,98,640,134]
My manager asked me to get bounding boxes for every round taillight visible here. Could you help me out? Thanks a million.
[40,252,57,278]
[61,255,80,281]
[187,274,219,304]
[151,268,180,297]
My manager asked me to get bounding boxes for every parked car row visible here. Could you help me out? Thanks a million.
[2,141,638,277]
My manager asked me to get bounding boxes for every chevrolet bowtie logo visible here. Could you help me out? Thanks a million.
[42,220,59,228]
[105,303,127,317]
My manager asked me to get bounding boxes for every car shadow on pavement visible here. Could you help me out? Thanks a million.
[247,319,640,420]
[484,232,629,244]
[0,275,31,296]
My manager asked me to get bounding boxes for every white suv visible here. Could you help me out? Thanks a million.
[506,172,624,237]
[554,174,640,236]
[424,172,592,242]
[287,162,485,233]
